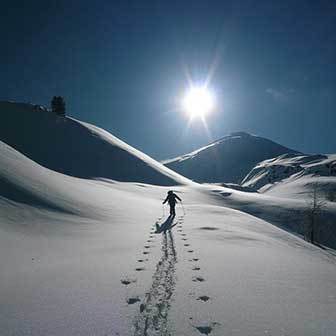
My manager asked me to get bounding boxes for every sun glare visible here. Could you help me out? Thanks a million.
[182,87,214,119]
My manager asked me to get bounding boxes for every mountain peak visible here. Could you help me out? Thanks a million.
[164,132,300,184]
[228,131,253,137]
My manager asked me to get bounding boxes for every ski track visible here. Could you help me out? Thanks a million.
[133,219,179,335]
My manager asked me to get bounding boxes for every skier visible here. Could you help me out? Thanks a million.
[163,190,182,217]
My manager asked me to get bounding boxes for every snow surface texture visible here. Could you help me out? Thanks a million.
[1,103,336,335]
[242,153,336,192]
[235,153,336,249]
[163,132,299,183]
[0,101,190,186]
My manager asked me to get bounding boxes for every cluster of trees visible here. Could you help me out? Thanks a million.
[51,96,66,117]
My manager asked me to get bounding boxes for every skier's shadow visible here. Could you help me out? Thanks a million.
[155,215,177,233]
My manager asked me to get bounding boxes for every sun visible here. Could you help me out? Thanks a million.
[182,86,214,119]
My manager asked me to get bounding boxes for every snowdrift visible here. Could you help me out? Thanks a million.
[0,101,190,186]
[0,140,112,217]
[163,132,299,183]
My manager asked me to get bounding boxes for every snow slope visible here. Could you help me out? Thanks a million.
[0,101,190,186]
[237,154,336,249]
[208,181,336,249]
[242,153,336,192]
[163,132,299,184]
[1,138,336,335]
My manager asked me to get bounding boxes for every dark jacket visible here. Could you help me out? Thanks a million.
[163,192,181,205]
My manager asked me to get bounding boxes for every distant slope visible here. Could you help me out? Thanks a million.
[0,101,190,186]
[242,153,336,195]
[163,132,299,183]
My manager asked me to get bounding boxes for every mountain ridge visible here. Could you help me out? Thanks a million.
[0,101,191,186]
[163,131,301,183]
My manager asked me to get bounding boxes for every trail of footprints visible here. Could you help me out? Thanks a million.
[121,214,217,335]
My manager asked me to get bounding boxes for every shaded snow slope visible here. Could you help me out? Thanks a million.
[0,101,190,186]
[204,180,336,249]
[163,132,299,183]
[0,140,116,217]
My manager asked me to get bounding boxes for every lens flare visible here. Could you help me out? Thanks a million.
[182,87,214,119]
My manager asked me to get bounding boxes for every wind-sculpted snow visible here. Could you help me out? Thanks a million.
[163,132,299,183]
[0,101,190,186]
[242,153,336,191]
[0,140,169,219]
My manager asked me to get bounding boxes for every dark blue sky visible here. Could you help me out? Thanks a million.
[1,0,335,159]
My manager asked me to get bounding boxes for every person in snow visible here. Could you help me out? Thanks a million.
[163,190,182,217]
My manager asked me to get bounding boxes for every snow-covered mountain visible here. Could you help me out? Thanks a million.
[1,102,336,336]
[163,132,299,183]
[242,152,336,195]
[0,101,190,186]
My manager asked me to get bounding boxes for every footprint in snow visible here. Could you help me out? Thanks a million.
[187,250,194,253]
[199,227,219,231]
[135,267,145,272]
[192,276,205,282]
[139,303,146,313]
[192,266,201,271]
[195,325,212,335]
[184,244,190,247]
[197,295,210,302]
[193,322,220,335]
[127,297,141,305]
[121,278,137,286]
